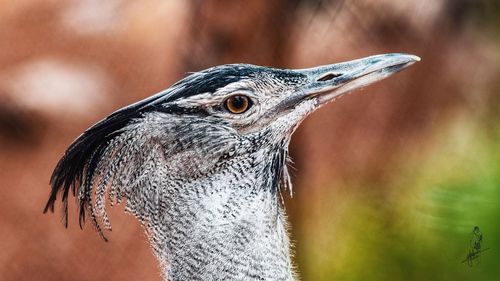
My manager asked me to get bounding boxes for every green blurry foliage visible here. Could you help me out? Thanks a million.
[299,111,500,281]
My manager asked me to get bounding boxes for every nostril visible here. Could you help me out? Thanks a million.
[317,73,342,82]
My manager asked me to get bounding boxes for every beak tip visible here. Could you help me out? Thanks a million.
[407,54,421,62]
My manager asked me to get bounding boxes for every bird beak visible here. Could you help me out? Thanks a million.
[294,53,420,106]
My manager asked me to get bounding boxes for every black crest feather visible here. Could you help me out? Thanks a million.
[44,93,165,225]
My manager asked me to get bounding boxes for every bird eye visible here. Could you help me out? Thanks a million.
[224,95,252,114]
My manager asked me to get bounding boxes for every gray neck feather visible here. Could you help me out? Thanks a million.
[93,113,295,280]
[147,157,294,280]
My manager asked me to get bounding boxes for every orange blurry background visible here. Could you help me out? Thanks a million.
[1,1,499,280]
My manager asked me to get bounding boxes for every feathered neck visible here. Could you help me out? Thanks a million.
[142,149,296,280]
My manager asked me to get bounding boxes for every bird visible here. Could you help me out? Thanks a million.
[44,53,419,281]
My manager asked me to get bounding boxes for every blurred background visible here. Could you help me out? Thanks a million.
[1,0,499,280]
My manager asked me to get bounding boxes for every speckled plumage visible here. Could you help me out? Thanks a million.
[45,54,419,281]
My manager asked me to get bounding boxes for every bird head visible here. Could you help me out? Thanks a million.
[165,53,419,145]
[44,53,419,238]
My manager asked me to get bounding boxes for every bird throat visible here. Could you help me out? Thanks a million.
[137,150,295,281]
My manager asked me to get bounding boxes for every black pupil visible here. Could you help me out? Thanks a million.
[231,96,246,109]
